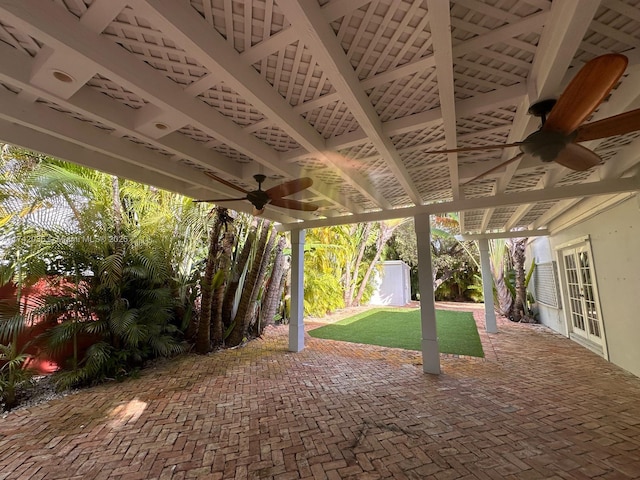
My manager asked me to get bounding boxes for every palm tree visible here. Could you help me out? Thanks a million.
[226,219,274,346]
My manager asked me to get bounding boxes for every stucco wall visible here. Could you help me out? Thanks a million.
[529,196,640,377]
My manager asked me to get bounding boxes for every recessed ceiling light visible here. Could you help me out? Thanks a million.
[52,70,74,83]
[154,122,169,130]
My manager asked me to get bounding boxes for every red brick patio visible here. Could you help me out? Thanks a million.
[1,305,639,479]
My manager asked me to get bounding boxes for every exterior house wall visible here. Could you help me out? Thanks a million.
[528,197,640,377]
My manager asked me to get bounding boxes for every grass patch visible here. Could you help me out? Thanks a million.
[309,308,484,358]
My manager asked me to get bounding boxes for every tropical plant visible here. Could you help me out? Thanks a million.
[1,146,197,388]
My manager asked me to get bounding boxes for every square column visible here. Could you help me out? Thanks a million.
[289,228,305,352]
[478,238,498,333]
[414,214,440,374]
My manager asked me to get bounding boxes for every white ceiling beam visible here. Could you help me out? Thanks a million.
[276,0,423,206]
[130,0,385,211]
[277,176,640,231]
[426,0,460,200]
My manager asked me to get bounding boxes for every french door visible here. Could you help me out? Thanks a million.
[560,244,604,349]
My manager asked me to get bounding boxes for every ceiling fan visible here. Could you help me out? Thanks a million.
[421,53,640,184]
[194,172,319,215]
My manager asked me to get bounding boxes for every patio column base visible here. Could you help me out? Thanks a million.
[422,339,441,374]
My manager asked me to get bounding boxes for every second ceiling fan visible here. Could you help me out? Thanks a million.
[421,53,640,184]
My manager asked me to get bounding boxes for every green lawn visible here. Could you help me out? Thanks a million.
[308,308,484,357]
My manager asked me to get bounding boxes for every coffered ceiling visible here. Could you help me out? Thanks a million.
[1,0,639,233]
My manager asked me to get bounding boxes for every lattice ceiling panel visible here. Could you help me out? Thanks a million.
[0,20,41,56]
[453,46,534,99]
[1,81,20,95]
[53,0,90,19]
[556,169,596,187]
[177,125,218,145]
[449,2,543,100]
[457,107,517,139]
[256,42,335,107]
[401,151,447,171]
[36,99,116,134]
[338,142,378,160]
[462,209,485,233]
[196,86,264,128]
[391,123,445,150]
[356,157,391,177]
[251,125,301,152]
[209,143,254,164]
[122,135,174,157]
[294,157,327,171]
[463,179,494,198]
[505,169,546,194]
[367,68,440,122]
[104,7,209,87]
[595,131,640,154]
[415,168,452,201]
[329,1,434,80]
[574,1,640,64]
[378,189,411,207]
[457,152,504,169]
[191,0,289,54]
[518,201,558,228]
[487,206,518,230]
[315,169,343,186]
[87,74,148,110]
[302,100,359,139]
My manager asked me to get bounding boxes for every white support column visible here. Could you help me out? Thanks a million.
[478,238,498,333]
[414,214,441,374]
[289,228,305,352]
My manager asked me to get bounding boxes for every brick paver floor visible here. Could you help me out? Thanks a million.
[1,305,639,479]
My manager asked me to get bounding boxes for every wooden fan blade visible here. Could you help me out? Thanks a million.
[554,143,601,171]
[421,141,524,155]
[574,108,640,143]
[204,172,249,194]
[192,196,247,203]
[543,54,628,135]
[265,177,313,198]
[463,153,524,186]
[269,197,319,212]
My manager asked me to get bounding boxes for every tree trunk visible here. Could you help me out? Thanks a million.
[211,229,234,346]
[260,235,287,328]
[509,238,529,322]
[226,220,272,346]
[354,222,398,306]
[247,231,277,336]
[345,223,371,307]
[221,227,256,329]
[111,176,123,240]
[195,209,223,354]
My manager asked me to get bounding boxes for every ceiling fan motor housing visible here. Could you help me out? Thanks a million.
[247,190,270,210]
[520,130,575,162]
